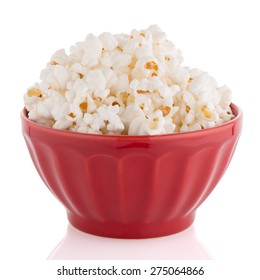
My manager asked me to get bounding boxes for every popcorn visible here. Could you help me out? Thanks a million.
[81,34,103,67]
[50,49,69,66]
[40,65,72,92]
[99,32,118,51]
[24,25,234,135]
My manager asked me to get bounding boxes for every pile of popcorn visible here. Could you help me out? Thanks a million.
[24,25,234,135]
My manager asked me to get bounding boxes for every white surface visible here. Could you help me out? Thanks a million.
[0,0,259,275]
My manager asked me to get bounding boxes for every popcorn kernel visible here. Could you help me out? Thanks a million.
[27,88,42,97]
[129,57,137,69]
[149,121,158,130]
[50,61,58,65]
[112,101,120,106]
[120,92,130,105]
[78,73,84,79]
[68,112,76,118]
[144,61,158,71]
[201,105,212,119]
[137,89,150,94]
[159,106,171,116]
[186,105,191,113]
[139,103,145,110]
[79,101,88,113]
[128,95,135,103]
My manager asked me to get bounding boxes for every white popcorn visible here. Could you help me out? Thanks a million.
[128,116,146,135]
[135,44,154,60]
[81,34,102,67]
[50,49,69,66]
[145,110,166,135]
[134,56,159,78]
[24,25,234,135]
[122,38,139,55]
[111,52,132,73]
[113,73,129,93]
[146,25,167,44]
[40,65,72,91]
[98,32,118,51]
[121,103,144,128]
[167,64,190,89]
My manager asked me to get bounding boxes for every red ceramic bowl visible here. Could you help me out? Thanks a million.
[21,104,242,238]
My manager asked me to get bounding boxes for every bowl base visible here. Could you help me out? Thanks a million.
[67,212,196,239]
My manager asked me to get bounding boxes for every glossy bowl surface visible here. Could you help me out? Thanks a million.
[21,104,242,238]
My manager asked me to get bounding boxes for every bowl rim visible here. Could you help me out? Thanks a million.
[21,103,242,140]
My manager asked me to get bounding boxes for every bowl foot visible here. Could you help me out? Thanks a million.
[67,212,196,239]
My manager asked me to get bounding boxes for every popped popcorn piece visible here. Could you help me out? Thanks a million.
[27,87,42,97]
[24,25,234,135]
[40,65,72,92]
[81,34,102,67]
[99,32,118,51]
[50,49,69,66]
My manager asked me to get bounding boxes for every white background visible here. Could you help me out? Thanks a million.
[1,0,260,278]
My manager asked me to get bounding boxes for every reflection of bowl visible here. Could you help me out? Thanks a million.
[48,224,212,260]
[21,103,242,239]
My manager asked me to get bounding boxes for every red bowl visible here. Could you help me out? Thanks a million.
[21,104,242,238]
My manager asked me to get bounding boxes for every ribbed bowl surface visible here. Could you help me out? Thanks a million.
[21,104,242,238]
